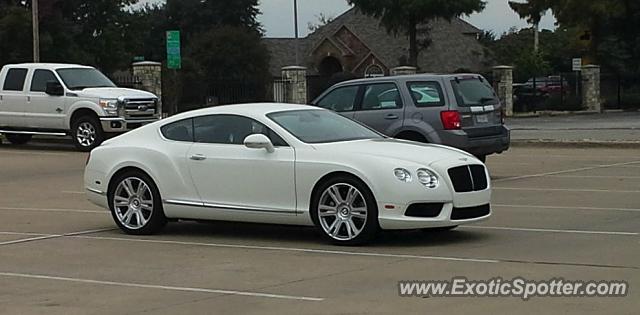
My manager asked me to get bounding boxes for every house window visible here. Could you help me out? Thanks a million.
[364,64,384,78]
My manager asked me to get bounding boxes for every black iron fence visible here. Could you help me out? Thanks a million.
[111,74,142,89]
[601,73,640,110]
[513,73,583,112]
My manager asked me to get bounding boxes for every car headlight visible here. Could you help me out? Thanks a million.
[417,168,439,188]
[100,99,121,116]
[394,168,412,182]
[99,99,118,109]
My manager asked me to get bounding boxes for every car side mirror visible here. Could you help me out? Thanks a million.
[45,81,64,96]
[244,134,275,153]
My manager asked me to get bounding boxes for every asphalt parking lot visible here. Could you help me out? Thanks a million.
[0,139,638,314]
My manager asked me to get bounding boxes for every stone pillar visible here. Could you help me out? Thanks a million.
[582,65,601,112]
[391,66,417,76]
[281,66,307,104]
[132,61,162,113]
[492,65,514,117]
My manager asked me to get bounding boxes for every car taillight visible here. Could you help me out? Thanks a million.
[440,111,461,130]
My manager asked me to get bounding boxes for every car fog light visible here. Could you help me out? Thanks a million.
[417,168,439,188]
[394,168,412,182]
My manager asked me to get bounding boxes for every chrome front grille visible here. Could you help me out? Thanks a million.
[124,98,157,119]
[447,165,488,193]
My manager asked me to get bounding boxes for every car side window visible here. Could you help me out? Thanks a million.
[2,68,28,91]
[30,69,60,92]
[194,115,288,147]
[360,83,402,110]
[407,81,445,107]
[316,86,359,112]
[161,118,194,142]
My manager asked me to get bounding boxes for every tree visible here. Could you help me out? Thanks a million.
[308,13,335,32]
[508,0,548,52]
[347,0,485,67]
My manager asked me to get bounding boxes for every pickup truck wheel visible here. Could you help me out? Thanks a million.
[5,134,32,145]
[72,116,104,151]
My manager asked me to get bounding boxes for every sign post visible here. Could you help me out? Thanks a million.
[166,30,182,70]
[572,58,582,97]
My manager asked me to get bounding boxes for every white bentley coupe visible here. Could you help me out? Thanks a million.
[85,104,491,245]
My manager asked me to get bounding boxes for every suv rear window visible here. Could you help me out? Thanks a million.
[451,78,498,106]
[3,68,28,91]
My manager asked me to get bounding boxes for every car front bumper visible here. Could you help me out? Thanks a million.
[100,117,160,133]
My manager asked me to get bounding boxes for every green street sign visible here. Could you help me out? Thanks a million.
[166,30,181,70]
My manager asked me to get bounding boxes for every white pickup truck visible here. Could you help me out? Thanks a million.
[0,63,161,151]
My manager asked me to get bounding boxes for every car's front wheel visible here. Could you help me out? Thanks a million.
[72,116,104,151]
[5,133,32,145]
[108,170,167,235]
[311,176,379,245]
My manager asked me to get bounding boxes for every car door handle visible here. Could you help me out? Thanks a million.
[189,154,207,161]
[385,114,399,120]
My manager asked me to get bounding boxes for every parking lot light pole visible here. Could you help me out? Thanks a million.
[294,0,299,66]
[32,0,40,62]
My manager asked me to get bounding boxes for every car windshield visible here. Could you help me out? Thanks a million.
[268,109,383,144]
[451,78,499,106]
[56,68,116,90]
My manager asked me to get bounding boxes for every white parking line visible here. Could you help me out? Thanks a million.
[464,226,638,236]
[0,228,115,246]
[0,150,72,156]
[493,160,640,182]
[0,206,105,214]
[494,187,640,193]
[71,235,499,264]
[0,272,325,302]
[547,175,640,179]
[493,204,640,213]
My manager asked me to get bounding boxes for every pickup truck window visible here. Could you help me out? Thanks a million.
[30,69,60,92]
[56,68,116,90]
[2,68,28,91]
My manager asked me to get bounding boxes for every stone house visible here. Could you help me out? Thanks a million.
[263,7,492,78]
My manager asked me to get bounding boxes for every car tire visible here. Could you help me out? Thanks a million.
[420,225,458,233]
[108,170,167,235]
[72,115,104,152]
[5,134,32,145]
[311,175,379,245]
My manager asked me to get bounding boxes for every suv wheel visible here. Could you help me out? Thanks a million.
[5,134,32,145]
[72,116,104,151]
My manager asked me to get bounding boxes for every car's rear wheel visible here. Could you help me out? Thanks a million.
[72,115,104,151]
[311,176,379,245]
[108,170,166,235]
[5,134,32,145]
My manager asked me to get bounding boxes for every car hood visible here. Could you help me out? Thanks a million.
[74,87,156,99]
[313,138,478,167]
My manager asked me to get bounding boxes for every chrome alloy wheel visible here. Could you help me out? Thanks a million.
[113,177,154,230]
[76,122,97,147]
[318,183,368,241]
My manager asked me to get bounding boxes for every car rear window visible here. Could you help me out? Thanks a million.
[161,118,194,142]
[451,77,499,106]
[407,81,445,107]
[3,68,28,91]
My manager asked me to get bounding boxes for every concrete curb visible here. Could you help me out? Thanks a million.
[511,139,640,149]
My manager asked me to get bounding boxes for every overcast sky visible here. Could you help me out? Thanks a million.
[142,0,557,37]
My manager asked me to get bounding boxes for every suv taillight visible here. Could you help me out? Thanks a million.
[440,111,461,130]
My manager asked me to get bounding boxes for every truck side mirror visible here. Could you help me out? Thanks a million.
[45,81,64,96]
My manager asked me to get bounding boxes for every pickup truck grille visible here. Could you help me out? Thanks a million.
[447,165,488,193]
[124,98,157,119]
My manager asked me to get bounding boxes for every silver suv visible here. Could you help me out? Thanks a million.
[311,74,510,161]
